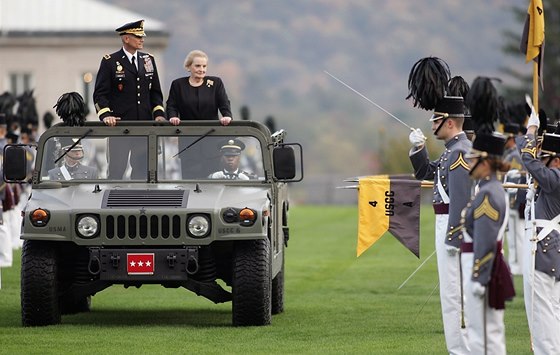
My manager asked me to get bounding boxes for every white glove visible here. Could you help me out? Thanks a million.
[471,281,486,298]
[408,128,426,147]
[445,245,460,256]
[526,94,539,129]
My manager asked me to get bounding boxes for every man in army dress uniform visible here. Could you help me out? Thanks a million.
[93,20,165,180]
[503,122,525,275]
[48,138,98,180]
[516,112,560,355]
[409,96,472,355]
[208,139,251,180]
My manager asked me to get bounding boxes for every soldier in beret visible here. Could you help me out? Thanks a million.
[516,107,560,354]
[461,131,514,355]
[93,20,165,180]
[208,139,251,180]
[47,138,98,181]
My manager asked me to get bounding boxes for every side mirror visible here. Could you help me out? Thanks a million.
[273,143,303,182]
[4,145,28,182]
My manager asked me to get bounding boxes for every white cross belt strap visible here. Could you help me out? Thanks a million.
[60,165,71,180]
[534,213,560,242]
[436,169,450,204]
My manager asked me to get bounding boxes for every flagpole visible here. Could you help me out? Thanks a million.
[533,61,539,112]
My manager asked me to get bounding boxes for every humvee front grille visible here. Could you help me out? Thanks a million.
[105,214,183,239]
[103,190,187,208]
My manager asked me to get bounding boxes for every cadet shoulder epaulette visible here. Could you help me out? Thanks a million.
[103,54,111,60]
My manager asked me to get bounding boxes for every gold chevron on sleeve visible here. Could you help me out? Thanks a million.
[449,152,470,171]
[473,195,499,221]
[521,147,537,158]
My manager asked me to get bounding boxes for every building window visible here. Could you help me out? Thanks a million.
[9,72,33,95]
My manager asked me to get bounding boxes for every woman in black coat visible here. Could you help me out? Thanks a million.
[166,50,233,178]
[166,49,232,125]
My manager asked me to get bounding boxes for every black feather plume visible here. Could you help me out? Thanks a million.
[406,57,450,110]
[497,96,508,124]
[53,92,87,126]
[465,77,498,134]
[448,76,469,98]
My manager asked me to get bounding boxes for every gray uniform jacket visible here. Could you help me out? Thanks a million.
[463,176,507,285]
[410,132,472,248]
[503,145,526,211]
[517,133,560,280]
[48,164,98,181]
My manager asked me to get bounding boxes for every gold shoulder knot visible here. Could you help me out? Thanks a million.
[474,195,499,221]
[449,152,469,171]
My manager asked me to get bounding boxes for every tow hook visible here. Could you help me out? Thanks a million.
[88,248,101,275]
[185,247,199,275]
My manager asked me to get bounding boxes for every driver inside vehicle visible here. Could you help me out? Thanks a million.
[208,139,253,180]
[48,138,98,180]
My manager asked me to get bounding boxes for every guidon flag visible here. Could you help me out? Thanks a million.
[357,175,421,258]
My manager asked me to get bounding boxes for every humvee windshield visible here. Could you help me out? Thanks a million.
[40,135,265,182]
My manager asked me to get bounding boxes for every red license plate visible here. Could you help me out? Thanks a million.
[126,253,155,275]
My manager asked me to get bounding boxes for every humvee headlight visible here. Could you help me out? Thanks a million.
[30,208,50,227]
[187,215,210,238]
[239,208,257,226]
[76,215,99,238]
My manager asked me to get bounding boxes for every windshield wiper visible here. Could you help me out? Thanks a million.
[54,128,94,164]
[173,128,215,158]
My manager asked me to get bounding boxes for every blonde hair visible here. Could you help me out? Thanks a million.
[184,50,208,70]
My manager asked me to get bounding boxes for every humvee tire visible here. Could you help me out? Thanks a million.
[271,247,284,315]
[232,239,271,326]
[21,241,61,326]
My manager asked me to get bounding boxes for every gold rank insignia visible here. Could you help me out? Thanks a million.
[521,147,537,158]
[449,152,469,171]
[104,54,111,60]
[474,195,499,221]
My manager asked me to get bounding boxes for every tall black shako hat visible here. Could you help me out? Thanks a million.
[465,77,505,158]
[538,133,560,158]
[448,76,471,131]
[116,20,146,37]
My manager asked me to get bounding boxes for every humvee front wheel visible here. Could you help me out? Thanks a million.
[232,239,271,326]
[21,240,61,326]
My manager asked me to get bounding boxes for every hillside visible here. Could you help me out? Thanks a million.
[101,0,528,175]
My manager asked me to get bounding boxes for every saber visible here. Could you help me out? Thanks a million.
[324,70,414,131]
[397,249,436,290]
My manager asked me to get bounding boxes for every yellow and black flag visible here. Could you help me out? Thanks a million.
[520,0,545,88]
[357,175,421,258]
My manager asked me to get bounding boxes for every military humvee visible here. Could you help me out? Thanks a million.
[3,120,303,327]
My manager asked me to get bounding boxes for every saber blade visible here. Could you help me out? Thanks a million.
[324,70,413,130]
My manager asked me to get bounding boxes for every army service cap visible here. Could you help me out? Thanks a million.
[220,139,246,156]
[59,137,83,151]
[115,20,146,37]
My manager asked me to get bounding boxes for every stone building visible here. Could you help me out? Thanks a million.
[0,0,168,128]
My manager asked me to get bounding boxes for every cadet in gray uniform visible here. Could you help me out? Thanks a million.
[516,112,560,355]
[208,139,250,180]
[0,114,12,269]
[502,122,525,275]
[409,96,472,354]
[48,138,98,181]
[461,131,514,355]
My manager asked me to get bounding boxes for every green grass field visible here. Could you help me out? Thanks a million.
[0,205,532,354]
